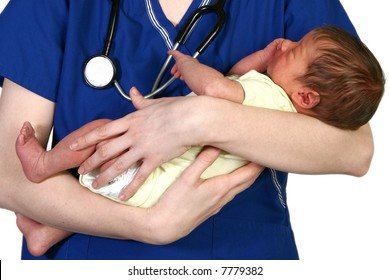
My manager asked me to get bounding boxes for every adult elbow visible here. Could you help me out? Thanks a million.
[349,142,374,177]
[345,124,375,177]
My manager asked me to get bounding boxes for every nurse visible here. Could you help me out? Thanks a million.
[0,0,373,259]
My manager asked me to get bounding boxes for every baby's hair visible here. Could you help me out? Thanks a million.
[298,26,385,130]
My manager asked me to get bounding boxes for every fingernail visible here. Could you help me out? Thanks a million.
[69,141,78,150]
[78,166,85,174]
[119,194,126,201]
[131,87,139,95]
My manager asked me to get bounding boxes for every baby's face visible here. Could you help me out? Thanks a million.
[267,33,316,95]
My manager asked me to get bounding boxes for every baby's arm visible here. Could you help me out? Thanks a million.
[227,38,284,76]
[169,50,244,103]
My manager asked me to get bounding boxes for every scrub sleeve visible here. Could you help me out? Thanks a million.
[0,0,357,260]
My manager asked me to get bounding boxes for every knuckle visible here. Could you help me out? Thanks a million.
[134,169,148,185]
[75,135,86,146]
[198,148,220,164]
[199,152,216,163]
[121,187,133,197]
[179,176,193,186]
[96,125,109,139]
[96,139,109,149]
[113,159,126,172]
[96,145,109,159]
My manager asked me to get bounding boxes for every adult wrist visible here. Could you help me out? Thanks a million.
[186,96,222,147]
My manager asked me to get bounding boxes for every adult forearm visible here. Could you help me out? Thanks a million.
[0,79,152,243]
[0,163,152,242]
[197,97,373,176]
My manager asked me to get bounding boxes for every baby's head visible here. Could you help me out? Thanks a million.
[269,26,385,130]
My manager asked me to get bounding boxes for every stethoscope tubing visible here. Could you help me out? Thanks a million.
[148,51,200,99]
[84,0,225,102]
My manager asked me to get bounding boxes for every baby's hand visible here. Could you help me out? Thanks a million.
[168,50,196,80]
[273,38,285,50]
[262,38,285,59]
[168,50,180,78]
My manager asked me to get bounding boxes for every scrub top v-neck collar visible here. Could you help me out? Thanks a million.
[146,0,211,49]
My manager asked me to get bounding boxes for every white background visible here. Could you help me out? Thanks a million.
[0,0,389,279]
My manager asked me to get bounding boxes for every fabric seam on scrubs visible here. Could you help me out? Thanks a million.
[145,0,173,49]
[144,0,212,50]
[270,169,286,208]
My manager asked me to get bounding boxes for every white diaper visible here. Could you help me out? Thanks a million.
[79,165,139,203]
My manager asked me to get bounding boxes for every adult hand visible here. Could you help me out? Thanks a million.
[145,146,264,244]
[71,87,203,200]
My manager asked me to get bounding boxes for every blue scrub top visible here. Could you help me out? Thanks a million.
[0,0,356,260]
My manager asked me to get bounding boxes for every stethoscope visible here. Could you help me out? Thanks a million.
[83,0,226,101]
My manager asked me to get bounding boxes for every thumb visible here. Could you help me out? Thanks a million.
[129,87,152,110]
[183,146,221,181]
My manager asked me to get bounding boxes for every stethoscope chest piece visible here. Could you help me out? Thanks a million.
[84,55,116,89]
[83,0,226,102]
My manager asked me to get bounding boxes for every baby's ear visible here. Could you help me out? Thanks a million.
[291,89,320,109]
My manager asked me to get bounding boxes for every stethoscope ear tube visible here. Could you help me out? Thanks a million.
[176,0,225,55]
[103,0,120,56]
[196,7,225,54]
